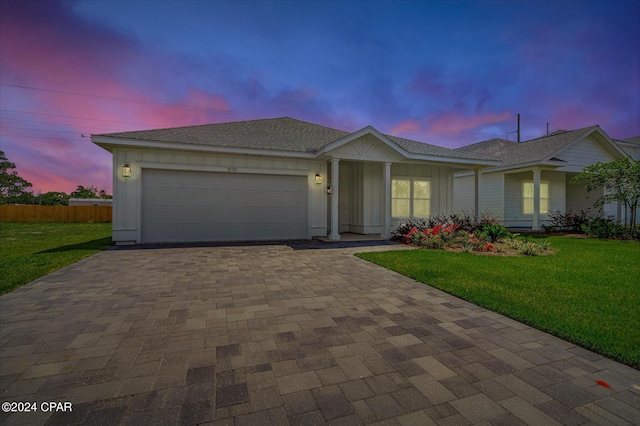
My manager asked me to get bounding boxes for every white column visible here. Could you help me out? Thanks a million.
[330,158,340,241]
[382,162,392,238]
[474,168,481,220]
[533,168,541,230]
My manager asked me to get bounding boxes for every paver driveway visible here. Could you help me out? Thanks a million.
[1,242,639,425]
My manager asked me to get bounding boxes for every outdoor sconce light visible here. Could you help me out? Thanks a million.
[122,163,132,177]
[315,174,323,184]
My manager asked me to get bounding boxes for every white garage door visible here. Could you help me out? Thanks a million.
[142,169,308,243]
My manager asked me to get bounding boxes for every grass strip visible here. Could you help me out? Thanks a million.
[0,222,112,294]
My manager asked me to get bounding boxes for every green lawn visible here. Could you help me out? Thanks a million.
[357,236,640,368]
[0,223,113,295]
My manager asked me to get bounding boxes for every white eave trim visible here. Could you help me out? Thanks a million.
[404,153,499,167]
[91,136,317,159]
[481,159,565,174]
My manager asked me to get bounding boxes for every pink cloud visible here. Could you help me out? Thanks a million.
[391,119,421,135]
[426,111,512,135]
[0,1,239,194]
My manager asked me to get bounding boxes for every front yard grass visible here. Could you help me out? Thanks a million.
[357,236,640,368]
[0,223,112,295]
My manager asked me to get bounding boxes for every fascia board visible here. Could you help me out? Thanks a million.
[90,136,316,159]
[404,153,500,167]
[482,160,564,174]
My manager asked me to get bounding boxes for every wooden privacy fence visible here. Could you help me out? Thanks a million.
[0,205,112,223]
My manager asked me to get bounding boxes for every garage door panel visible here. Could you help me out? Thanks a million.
[144,205,307,224]
[145,188,305,208]
[142,169,308,242]
[143,223,308,242]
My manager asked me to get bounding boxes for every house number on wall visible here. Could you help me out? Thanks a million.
[227,167,238,172]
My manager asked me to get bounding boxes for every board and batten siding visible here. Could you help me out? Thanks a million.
[453,174,475,214]
[111,147,327,244]
[389,163,455,226]
[478,172,504,220]
[337,162,384,234]
[504,171,565,228]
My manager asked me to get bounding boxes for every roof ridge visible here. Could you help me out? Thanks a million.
[520,125,599,144]
[454,137,513,150]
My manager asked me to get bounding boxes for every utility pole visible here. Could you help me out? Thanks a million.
[516,113,521,142]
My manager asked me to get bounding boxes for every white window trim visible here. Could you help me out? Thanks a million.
[522,180,550,215]
[391,176,431,218]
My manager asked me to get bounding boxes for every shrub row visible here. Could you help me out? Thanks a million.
[545,209,639,239]
[393,212,552,256]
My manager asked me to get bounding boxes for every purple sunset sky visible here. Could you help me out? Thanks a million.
[1,0,638,193]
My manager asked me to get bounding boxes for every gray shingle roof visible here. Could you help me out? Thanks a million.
[96,117,492,161]
[616,136,640,145]
[384,135,494,160]
[455,126,601,166]
[97,117,350,152]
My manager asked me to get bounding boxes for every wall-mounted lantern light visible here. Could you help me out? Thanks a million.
[122,163,132,177]
[315,174,323,184]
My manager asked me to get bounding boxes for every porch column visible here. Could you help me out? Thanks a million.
[330,158,340,241]
[533,168,541,230]
[474,168,482,220]
[382,162,392,239]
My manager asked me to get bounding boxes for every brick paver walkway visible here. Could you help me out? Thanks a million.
[1,242,639,425]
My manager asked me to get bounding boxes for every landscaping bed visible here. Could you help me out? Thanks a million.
[394,214,554,256]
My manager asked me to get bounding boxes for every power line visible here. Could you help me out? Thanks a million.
[0,117,128,132]
[0,133,84,141]
[1,125,90,135]
[0,108,162,127]
[1,83,236,114]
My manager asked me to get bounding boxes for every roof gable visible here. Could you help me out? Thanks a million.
[321,131,406,162]
[460,125,627,170]
[553,133,620,166]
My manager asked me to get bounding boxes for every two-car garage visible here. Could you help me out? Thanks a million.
[141,169,309,243]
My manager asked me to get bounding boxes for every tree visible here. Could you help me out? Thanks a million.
[39,191,70,206]
[70,185,99,198]
[571,157,640,230]
[0,151,33,204]
[98,189,112,200]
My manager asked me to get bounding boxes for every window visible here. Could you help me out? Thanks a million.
[392,178,430,218]
[523,181,549,214]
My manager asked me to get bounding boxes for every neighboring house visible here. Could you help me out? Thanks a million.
[453,125,638,230]
[92,117,498,244]
[68,198,112,206]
